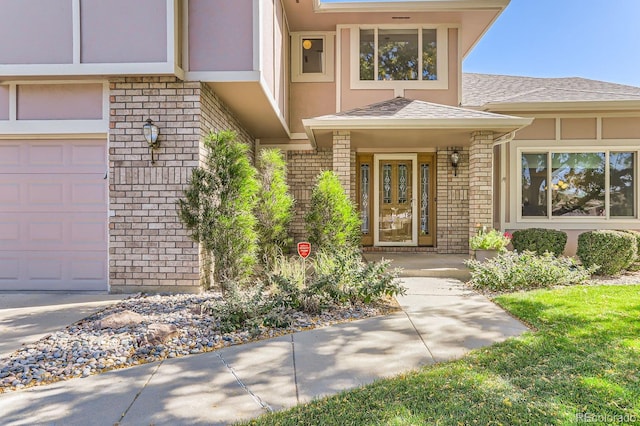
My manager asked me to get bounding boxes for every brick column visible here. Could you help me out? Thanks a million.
[468,131,494,253]
[332,131,351,195]
[109,77,201,293]
[109,78,256,294]
[436,148,469,254]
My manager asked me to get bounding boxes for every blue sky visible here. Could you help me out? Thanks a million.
[323,0,640,87]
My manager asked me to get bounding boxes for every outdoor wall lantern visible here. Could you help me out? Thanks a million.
[451,150,460,176]
[143,118,160,164]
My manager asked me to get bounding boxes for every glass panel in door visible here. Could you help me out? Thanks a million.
[379,160,413,243]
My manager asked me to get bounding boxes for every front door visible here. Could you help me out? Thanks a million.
[374,154,418,246]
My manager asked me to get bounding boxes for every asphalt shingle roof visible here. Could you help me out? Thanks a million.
[315,97,520,121]
[462,73,640,107]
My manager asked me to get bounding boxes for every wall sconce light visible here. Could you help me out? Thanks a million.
[142,118,160,164]
[451,150,460,176]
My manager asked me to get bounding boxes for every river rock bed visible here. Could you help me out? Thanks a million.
[0,292,392,393]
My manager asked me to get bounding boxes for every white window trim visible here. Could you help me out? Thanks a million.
[349,25,448,90]
[513,140,640,224]
[291,32,335,83]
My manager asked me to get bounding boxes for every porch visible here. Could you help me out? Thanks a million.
[363,252,470,281]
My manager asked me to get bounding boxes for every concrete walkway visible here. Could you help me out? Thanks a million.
[0,293,126,358]
[0,278,527,426]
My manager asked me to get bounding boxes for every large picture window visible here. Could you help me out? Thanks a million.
[351,26,447,89]
[521,151,636,218]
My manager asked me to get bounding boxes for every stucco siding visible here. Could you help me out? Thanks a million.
[17,84,103,120]
[81,0,167,64]
[0,0,73,65]
[602,117,640,139]
[188,0,254,72]
[560,117,597,139]
[0,86,9,120]
[514,117,555,140]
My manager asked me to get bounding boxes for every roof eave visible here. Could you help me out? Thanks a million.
[302,116,534,143]
[482,100,640,112]
[312,0,509,13]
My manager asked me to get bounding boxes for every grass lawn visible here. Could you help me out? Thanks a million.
[246,285,640,425]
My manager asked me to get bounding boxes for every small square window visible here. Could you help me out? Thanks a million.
[292,33,334,83]
[302,38,324,74]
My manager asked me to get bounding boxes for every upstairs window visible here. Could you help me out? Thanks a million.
[292,32,335,83]
[351,26,447,89]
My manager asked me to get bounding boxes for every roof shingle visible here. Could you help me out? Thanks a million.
[462,73,640,107]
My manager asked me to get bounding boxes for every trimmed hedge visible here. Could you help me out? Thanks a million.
[511,228,567,257]
[577,230,637,275]
[619,230,640,271]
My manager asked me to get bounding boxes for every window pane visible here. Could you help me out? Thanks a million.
[551,153,605,217]
[359,29,375,80]
[610,152,635,217]
[382,164,392,204]
[302,38,324,74]
[377,29,418,81]
[360,163,370,233]
[420,164,429,234]
[422,29,437,80]
[522,153,548,217]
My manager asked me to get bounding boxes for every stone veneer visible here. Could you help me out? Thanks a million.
[108,77,254,293]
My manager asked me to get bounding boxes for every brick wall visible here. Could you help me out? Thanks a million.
[109,77,254,293]
[332,131,351,195]
[436,147,469,253]
[468,131,494,253]
[286,148,332,244]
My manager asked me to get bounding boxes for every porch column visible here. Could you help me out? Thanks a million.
[332,130,351,195]
[468,131,494,253]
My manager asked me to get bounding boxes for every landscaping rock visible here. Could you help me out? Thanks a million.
[97,310,144,329]
[144,324,179,345]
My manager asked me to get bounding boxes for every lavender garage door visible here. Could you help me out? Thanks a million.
[0,139,107,291]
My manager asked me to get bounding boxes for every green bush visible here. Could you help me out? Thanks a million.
[577,230,637,275]
[202,283,292,334]
[511,228,567,256]
[305,171,361,252]
[465,251,594,292]
[266,251,405,312]
[178,130,259,291]
[619,230,640,271]
[255,149,295,267]
[469,227,511,252]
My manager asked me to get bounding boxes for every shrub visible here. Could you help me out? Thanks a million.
[511,228,567,256]
[202,283,292,334]
[305,171,361,252]
[577,230,637,275]
[619,230,640,271]
[178,130,259,291]
[469,227,511,252]
[265,251,405,312]
[465,251,594,292]
[255,149,295,267]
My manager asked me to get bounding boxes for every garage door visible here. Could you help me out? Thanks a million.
[0,139,107,291]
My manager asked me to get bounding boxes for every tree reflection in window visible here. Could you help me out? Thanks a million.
[610,152,635,217]
[521,153,548,217]
[359,27,437,82]
[551,153,605,217]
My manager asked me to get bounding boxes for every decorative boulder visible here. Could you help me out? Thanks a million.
[97,310,144,329]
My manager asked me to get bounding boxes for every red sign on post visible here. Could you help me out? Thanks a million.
[297,242,311,259]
